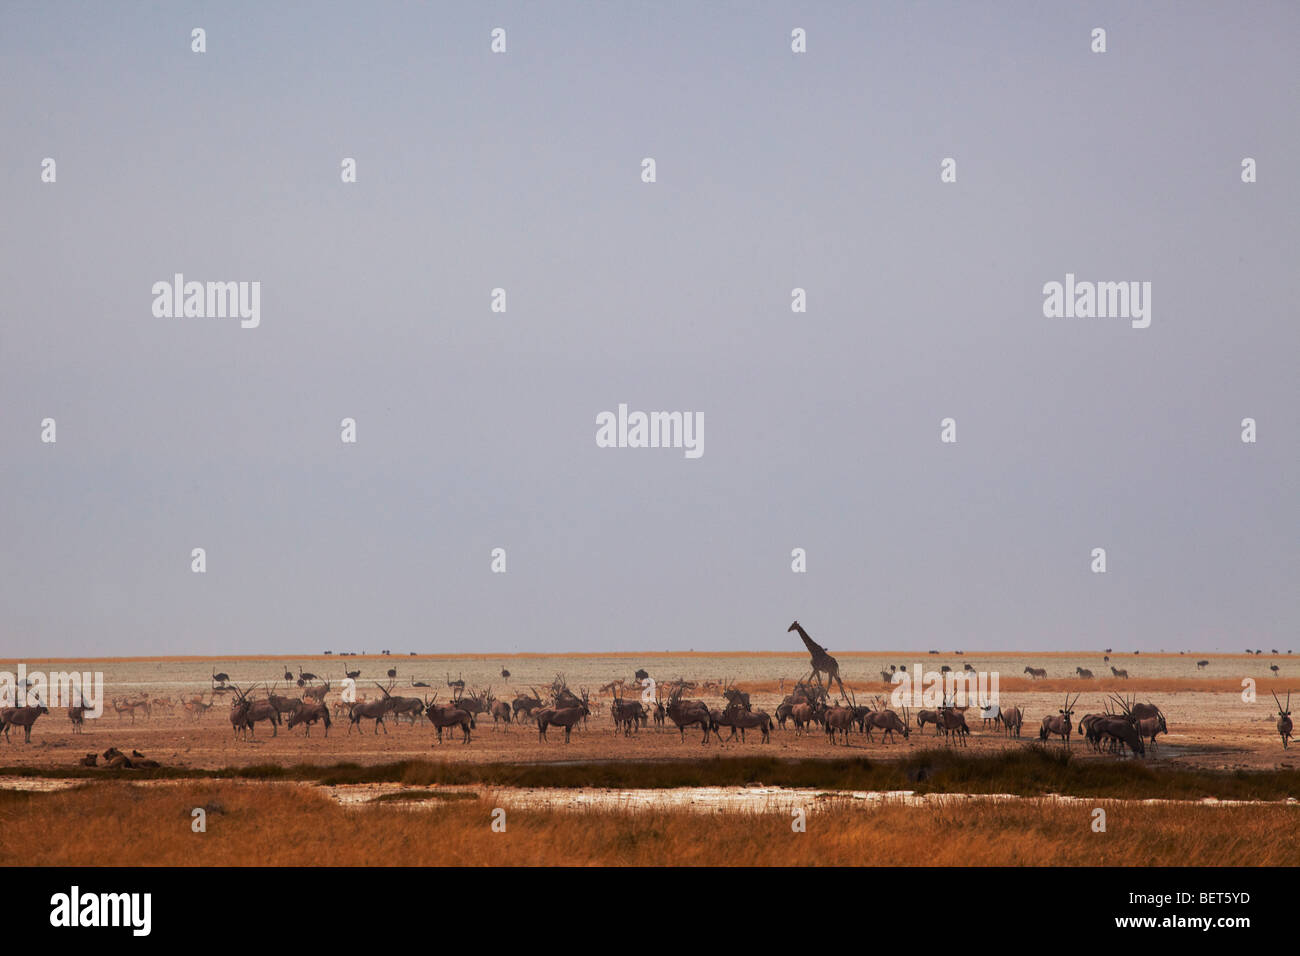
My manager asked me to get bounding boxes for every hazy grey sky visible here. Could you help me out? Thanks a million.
[1,2,1296,657]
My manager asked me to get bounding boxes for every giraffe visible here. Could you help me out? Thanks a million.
[788,620,847,700]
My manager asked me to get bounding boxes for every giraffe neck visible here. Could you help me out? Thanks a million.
[793,623,817,654]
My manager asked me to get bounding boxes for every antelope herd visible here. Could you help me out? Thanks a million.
[1,658,1294,767]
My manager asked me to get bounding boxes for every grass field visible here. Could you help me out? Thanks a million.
[2,777,1295,866]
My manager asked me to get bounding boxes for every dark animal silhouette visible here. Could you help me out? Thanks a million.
[788,620,846,699]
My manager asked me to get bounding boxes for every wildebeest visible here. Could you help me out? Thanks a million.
[1196,660,1209,670]
[1039,694,1079,747]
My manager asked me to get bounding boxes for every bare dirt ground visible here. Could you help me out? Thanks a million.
[2,653,1295,773]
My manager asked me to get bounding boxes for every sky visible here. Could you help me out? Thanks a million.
[0,1,1296,657]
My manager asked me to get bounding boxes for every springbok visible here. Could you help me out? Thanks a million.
[1039,694,1079,747]
[181,694,214,721]
[111,697,151,721]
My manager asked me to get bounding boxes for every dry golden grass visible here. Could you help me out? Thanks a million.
[2,781,1295,866]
